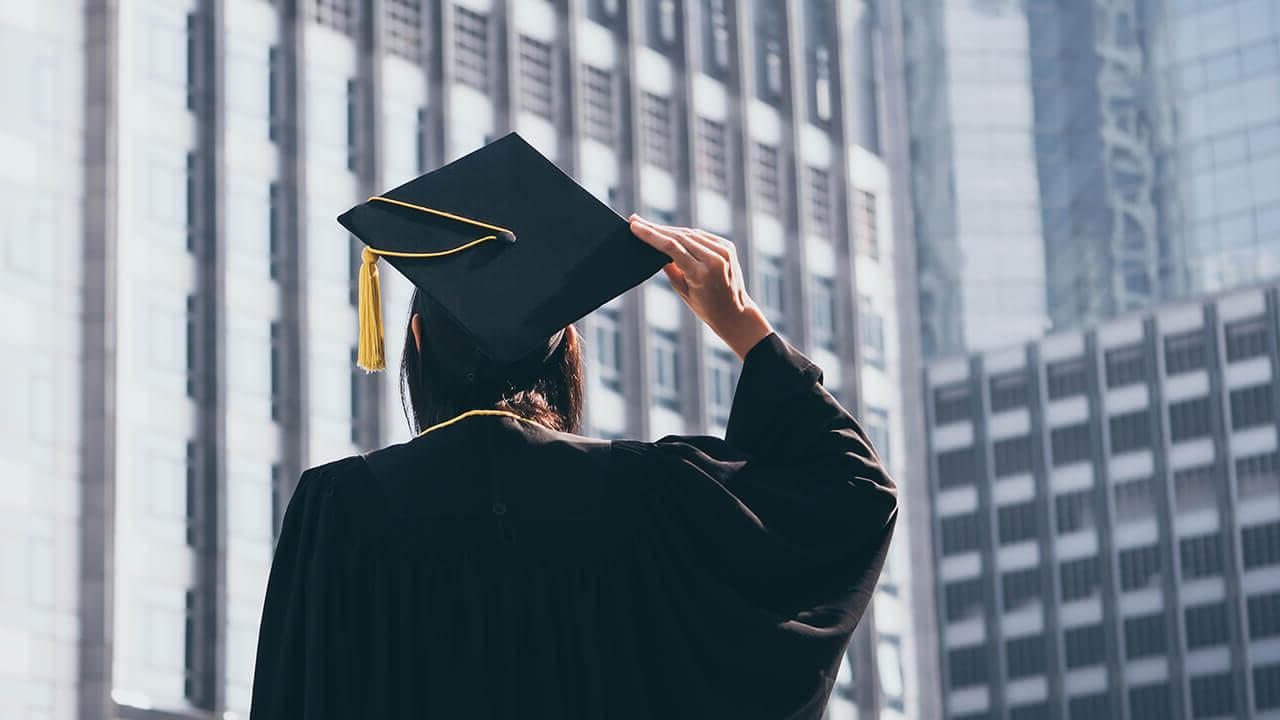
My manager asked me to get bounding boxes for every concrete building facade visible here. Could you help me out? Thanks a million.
[0,1,929,719]
[924,280,1280,719]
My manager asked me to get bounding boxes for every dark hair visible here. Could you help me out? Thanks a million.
[398,289,585,435]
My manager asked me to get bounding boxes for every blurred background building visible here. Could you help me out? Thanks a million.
[924,280,1280,719]
[899,0,1280,357]
[0,1,932,719]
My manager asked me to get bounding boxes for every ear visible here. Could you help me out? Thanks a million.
[411,313,422,353]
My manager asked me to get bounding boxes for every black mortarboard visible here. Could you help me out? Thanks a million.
[338,132,669,384]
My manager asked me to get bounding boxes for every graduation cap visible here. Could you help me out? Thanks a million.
[338,132,669,384]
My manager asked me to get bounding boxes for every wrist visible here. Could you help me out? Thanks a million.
[723,307,774,361]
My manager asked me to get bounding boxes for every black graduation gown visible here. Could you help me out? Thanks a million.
[249,331,898,719]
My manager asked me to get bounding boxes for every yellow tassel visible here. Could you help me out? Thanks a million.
[357,246,386,372]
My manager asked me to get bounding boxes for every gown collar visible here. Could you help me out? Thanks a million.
[416,408,549,437]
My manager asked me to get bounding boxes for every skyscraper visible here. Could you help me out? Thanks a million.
[898,0,1280,353]
[897,0,1050,358]
[0,1,927,718]
[924,280,1280,719]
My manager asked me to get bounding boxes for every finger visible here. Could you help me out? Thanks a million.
[681,229,732,263]
[631,219,700,275]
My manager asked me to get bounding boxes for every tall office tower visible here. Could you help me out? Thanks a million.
[924,280,1280,719]
[1027,0,1166,332]
[1145,0,1280,300]
[896,0,1049,358]
[0,1,926,719]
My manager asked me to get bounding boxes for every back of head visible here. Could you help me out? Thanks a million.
[398,289,584,435]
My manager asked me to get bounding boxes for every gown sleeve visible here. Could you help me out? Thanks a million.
[249,458,363,720]
[615,330,899,622]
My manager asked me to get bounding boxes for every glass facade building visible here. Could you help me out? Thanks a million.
[0,1,929,718]
[897,0,1050,358]
[924,280,1280,719]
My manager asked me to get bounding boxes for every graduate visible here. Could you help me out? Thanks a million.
[249,133,898,719]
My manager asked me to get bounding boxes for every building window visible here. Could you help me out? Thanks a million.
[345,78,359,172]
[1256,664,1280,711]
[1124,613,1167,658]
[641,92,674,171]
[385,0,422,62]
[997,501,1038,545]
[1010,703,1051,720]
[1169,396,1213,442]
[859,294,884,369]
[989,371,1029,412]
[314,0,355,34]
[1186,602,1231,648]
[706,348,736,427]
[944,578,984,622]
[812,44,832,122]
[650,328,681,410]
[1243,521,1280,569]
[993,435,1033,477]
[1050,423,1092,466]
[1105,344,1146,388]
[1190,673,1235,719]
[806,166,832,236]
[1118,544,1162,591]
[933,384,971,425]
[940,512,982,556]
[593,309,622,392]
[810,276,836,352]
[865,407,890,463]
[1113,476,1156,522]
[1046,358,1088,400]
[1180,532,1225,579]
[1055,490,1094,534]
[1064,624,1105,668]
[1005,635,1047,678]
[1002,567,1041,611]
[1130,683,1172,717]
[1237,452,1280,501]
[518,35,554,120]
[454,7,490,92]
[695,118,729,193]
[1164,330,1207,375]
[1059,556,1100,602]
[1108,409,1151,454]
[647,0,679,47]
[705,0,731,71]
[1230,383,1274,430]
[270,463,283,540]
[1067,693,1109,719]
[758,255,786,330]
[752,142,781,215]
[186,152,198,252]
[416,107,428,173]
[1247,592,1280,640]
[937,446,976,489]
[947,645,988,688]
[267,46,281,142]
[186,295,198,398]
[267,182,281,279]
[581,64,615,144]
[269,321,282,421]
[1225,316,1268,363]
[1174,464,1218,514]
[853,189,878,260]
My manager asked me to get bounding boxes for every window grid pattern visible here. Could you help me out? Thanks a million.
[454,8,490,92]
[753,142,781,215]
[314,0,355,35]
[384,0,422,62]
[1225,316,1268,362]
[650,328,681,410]
[853,189,878,259]
[641,92,674,171]
[518,35,554,119]
[695,118,729,193]
[807,166,832,236]
[581,65,615,144]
